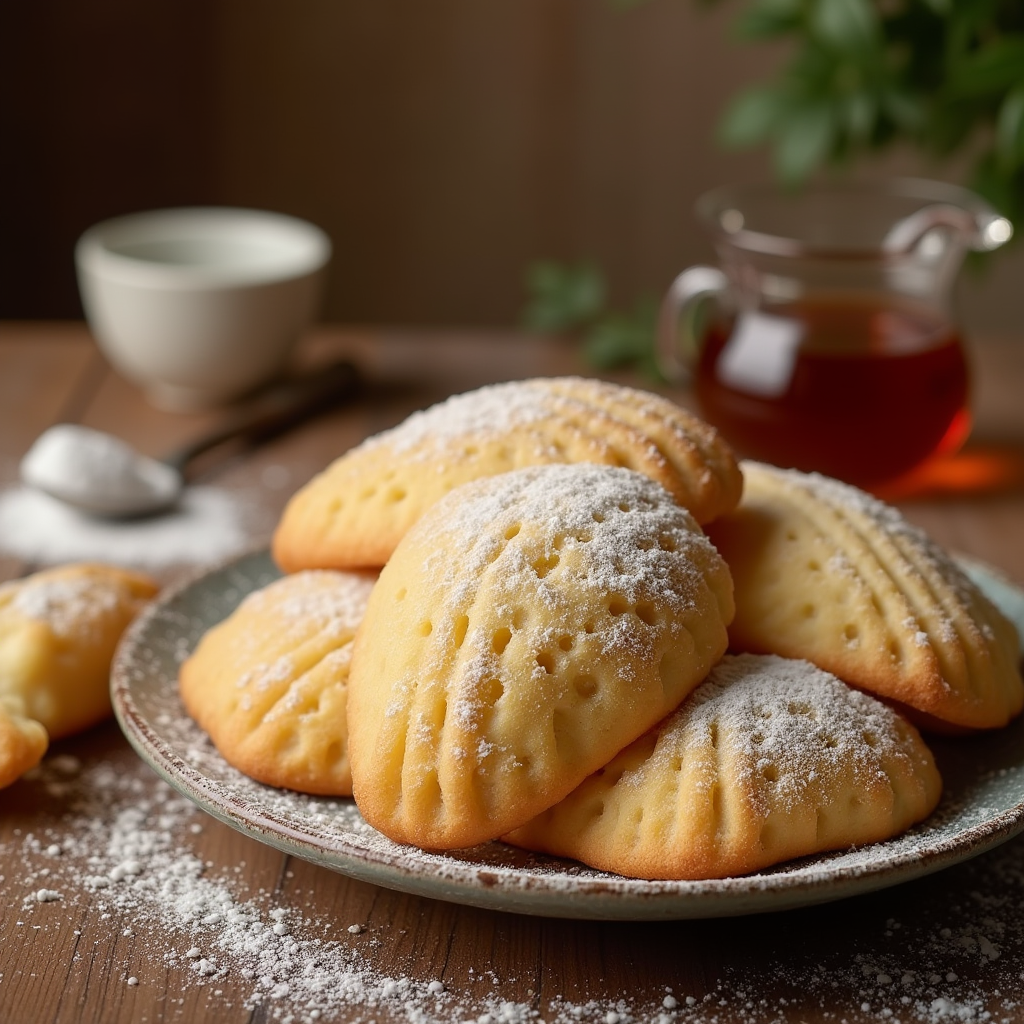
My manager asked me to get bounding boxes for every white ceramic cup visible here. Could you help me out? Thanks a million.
[76,207,332,410]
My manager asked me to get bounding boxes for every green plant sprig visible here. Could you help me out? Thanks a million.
[522,261,662,378]
[522,1,1024,376]
[716,0,1024,225]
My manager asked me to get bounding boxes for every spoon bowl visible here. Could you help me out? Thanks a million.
[21,426,183,518]
[20,359,360,519]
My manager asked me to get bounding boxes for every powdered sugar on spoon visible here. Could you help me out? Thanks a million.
[21,424,183,518]
[19,359,361,519]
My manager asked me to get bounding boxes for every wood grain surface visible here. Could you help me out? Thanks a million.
[1,322,1024,1024]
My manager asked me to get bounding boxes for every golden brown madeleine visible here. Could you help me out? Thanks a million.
[707,462,1023,730]
[506,654,942,880]
[180,570,376,796]
[0,695,48,789]
[347,464,734,850]
[272,376,742,571]
[0,564,158,740]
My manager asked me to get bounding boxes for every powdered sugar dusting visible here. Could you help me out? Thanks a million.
[5,550,1024,1021]
[0,485,253,568]
[110,551,1024,905]
[218,570,376,716]
[757,463,987,614]
[7,573,121,639]
[378,464,731,782]
[744,462,1023,716]
[8,754,542,1023]
[243,570,376,637]
[364,379,556,457]
[424,463,720,627]
[8,732,1024,1023]
[654,654,931,815]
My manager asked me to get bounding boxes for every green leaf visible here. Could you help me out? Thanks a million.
[734,0,805,39]
[774,101,836,181]
[925,98,989,154]
[522,262,606,334]
[811,0,876,50]
[970,152,1018,221]
[946,0,1009,48]
[880,89,927,133]
[582,299,658,373]
[996,84,1024,168]
[718,87,789,148]
[843,91,877,143]
[948,37,1024,98]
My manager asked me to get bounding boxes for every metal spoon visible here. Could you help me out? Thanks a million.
[20,359,360,518]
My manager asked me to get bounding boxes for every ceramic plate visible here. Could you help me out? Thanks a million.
[112,550,1024,920]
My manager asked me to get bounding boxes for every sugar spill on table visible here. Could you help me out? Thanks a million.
[5,753,538,1024]
[0,484,271,571]
[3,750,1024,1024]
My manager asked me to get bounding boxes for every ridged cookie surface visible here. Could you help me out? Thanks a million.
[273,376,742,570]
[0,564,158,740]
[347,464,734,850]
[180,570,376,796]
[506,654,942,879]
[707,463,1023,730]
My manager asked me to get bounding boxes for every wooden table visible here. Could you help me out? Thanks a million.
[2,322,1024,1024]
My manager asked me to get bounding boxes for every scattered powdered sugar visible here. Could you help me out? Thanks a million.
[9,752,680,1024]
[8,754,536,1023]
[25,544,1012,1022]
[0,485,252,569]
[7,572,121,639]
[8,748,1024,1024]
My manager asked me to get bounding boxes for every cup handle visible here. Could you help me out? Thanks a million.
[656,266,727,383]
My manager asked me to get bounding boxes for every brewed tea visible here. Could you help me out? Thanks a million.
[694,298,969,485]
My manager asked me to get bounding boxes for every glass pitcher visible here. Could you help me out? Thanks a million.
[658,179,1012,486]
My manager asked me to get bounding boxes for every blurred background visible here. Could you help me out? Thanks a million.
[3,0,1022,336]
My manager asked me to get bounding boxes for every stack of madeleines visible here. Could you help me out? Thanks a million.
[180,377,1022,880]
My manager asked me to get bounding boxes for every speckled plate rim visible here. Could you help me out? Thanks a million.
[112,549,1024,920]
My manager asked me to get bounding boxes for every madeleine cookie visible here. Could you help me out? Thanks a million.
[506,655,942,880]
[0,564,158,741]
[180,570,377,795]
[273,376,742,570]
[707,462,1023,731]
[0,695,48,790]
[348,464,734,850]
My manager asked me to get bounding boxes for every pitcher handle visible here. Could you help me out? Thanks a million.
[656,266,727,383]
